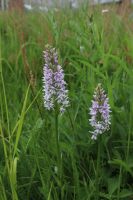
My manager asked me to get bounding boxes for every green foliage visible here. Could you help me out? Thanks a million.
[0,7,133,200]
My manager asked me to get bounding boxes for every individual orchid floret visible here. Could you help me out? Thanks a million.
[43,45,69,113]
[89,83,111,140]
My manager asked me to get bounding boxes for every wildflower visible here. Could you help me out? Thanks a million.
[43,45,69,113]
[89,84,111,140]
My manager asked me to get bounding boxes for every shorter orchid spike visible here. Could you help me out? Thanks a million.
[89,83,111,140]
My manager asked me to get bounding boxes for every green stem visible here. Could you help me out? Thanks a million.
[55,109,61,180]
[96,141,101,200]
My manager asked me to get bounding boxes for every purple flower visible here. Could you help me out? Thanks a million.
[89,84,111,140]
[43,45,69,113]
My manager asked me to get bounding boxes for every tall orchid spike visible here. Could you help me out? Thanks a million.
[43,45,69,114]
[89,84,111,140]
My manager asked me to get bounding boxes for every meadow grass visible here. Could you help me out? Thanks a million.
[0,5,133,200]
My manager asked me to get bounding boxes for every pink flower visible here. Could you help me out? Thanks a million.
[89,84,111,140]
[43,45,69,113]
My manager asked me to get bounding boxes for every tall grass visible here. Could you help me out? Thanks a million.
[0,5,133,199]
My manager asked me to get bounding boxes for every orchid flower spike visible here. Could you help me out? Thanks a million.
[43,45,69,114]
[89,83,111,140]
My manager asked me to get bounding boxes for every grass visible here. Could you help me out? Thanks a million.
[0,5,133,200]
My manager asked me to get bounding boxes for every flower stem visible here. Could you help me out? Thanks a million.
[55,109,61,181]
[96,140,101,200]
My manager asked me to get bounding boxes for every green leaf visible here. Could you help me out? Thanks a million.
[119,189,133,198]
[108,159,133,176]
[108,177,119,195]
